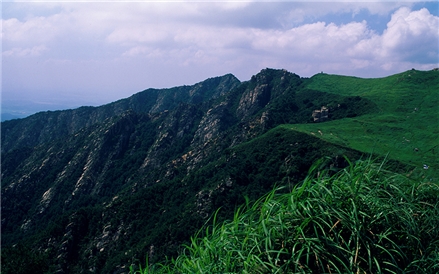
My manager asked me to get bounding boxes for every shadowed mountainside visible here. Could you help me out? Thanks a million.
[2,68,436,274]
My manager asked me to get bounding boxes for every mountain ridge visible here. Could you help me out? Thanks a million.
[2,68,437,273]
[1,73,240,154]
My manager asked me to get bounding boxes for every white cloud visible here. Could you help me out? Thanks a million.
[3,45,48,57]
[380,7,439,63]
[250,20,373,57]
[2,16,59,43]
[2,1,438,113]
[107,26,171,45]
[121,46,165,58]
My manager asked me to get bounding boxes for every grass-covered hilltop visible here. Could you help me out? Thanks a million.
[295,69,438,171]
[2,68,438,273]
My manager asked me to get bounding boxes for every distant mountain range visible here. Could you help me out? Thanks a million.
[1,112,27,122]
[2,68,438,273]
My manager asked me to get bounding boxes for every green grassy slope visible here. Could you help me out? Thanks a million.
[132,160,439,273]
[289,69,439,178]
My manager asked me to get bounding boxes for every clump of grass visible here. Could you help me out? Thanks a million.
[132,159,439,273]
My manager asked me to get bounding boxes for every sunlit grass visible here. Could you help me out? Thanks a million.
[290,70,439,176]
[131,158,439,273]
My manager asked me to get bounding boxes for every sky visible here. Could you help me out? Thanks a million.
[2,1,439,118]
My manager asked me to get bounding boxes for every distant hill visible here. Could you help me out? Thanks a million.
[1,112,27,122]
[1,68,437,273]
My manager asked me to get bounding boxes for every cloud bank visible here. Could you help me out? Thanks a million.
[2,1,438,114]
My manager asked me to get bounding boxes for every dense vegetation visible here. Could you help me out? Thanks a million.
[1,68,437,273]
[131,159,439,273]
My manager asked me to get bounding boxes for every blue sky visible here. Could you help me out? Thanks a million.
[2,1,438,118]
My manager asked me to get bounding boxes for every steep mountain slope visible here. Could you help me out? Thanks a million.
[1,68,425,273]
[1,74,240,154]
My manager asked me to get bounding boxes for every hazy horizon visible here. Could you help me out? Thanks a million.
[2,1,438,119]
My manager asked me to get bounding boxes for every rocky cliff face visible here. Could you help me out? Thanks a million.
[1,68,377,273]
[1,74,240,154]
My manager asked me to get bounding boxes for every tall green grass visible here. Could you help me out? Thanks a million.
[132,159,439,273]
